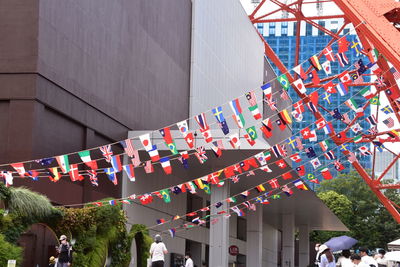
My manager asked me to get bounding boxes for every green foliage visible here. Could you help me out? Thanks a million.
[8,187,57,220]
[0,183,11,201]
[54,203,134,267]
[0,185,150,267]
[0,186,62,243]
[312,171,400,249]
[130,224,153,267]
[0,233,22,267]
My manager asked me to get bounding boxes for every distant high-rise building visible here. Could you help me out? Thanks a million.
[256,20,371,180]
[374,151,400,181]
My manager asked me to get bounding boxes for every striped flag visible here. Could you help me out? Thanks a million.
[56,155,70,174]
[336,52,349,67]
[120,139,137,158]
[390,67,400,81]
[383,117,395,128]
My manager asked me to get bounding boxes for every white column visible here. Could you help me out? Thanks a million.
[246,206,263,267]
[299,224,310,267]
[282,213,295,267]
[209,183,230,267]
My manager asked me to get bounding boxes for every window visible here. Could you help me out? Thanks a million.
[269,27,275,35]
[318,21,325,36]
[237,217,247,241]
[343,28,350,34]
[306,23,313,36]
[281,27,288,36]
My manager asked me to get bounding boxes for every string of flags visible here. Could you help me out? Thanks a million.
[150,183,299,238]
[8,70,390,191]
[61,90,385,209]
[0,26,374,174]
[3,50,387,187]
[8,76,394,192]
[148,152,357,233]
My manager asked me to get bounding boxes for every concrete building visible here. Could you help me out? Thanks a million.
[0,0,347,266]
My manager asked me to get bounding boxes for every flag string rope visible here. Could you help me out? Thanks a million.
[0,22,363,170]
[9,51,371,177]
[56,81,387,208]
[146,153,352,231]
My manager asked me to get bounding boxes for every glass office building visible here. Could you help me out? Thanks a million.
[256,20,371,183]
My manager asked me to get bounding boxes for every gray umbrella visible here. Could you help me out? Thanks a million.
[324,235,358,252]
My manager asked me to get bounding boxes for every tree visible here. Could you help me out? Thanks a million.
[311,170,400,249]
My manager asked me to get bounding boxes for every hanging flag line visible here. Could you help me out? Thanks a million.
[149,183,299,237]
[57,83,382,208]
[16,61,388,188]
[7,52,371,180]
[0,23,364,170]
[147,153,351,231]
[54,81,382,206]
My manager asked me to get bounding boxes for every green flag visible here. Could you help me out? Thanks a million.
[160,189,171,203]
[370,96,380,105]
[278,74,290,90]
[245,126,258,140]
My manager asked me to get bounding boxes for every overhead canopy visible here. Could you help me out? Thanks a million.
[388,239,400,251]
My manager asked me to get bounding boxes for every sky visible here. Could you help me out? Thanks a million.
[239,0,400,157]
[239,0,342,18]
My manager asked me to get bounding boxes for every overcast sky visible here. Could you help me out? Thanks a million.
[240,0,342,18]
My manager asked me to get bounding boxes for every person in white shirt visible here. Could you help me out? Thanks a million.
[352,254,372,267]
[185,252,194,267]
[336,250,353,267]
[149,234,168,267]
[359,247,378,267]
[318,244,336,267]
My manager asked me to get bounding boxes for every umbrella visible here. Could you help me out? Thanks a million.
[385,251,400,262]
[324,235,358,252]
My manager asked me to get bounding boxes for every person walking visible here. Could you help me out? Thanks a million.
[359,247,378,267]
[57,235,72,267]
[375,249,388,267]
[185,252,194,267]
[336,249,353,267]
[351,254,371,267]
[149,234,168,267]
[318,245,336,267]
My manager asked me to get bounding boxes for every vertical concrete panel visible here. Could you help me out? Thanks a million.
[246,207,263,267]
[282,213,295,267]
[299,224,310,267]
[263,223,279,267]
[190,0,264,122]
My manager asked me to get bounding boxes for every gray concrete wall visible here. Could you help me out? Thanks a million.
[0,0,193,206]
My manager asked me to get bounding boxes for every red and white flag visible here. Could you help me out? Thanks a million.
[229,133,241,149]
[323,46,335,61]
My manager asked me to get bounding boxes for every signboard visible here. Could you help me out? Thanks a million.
[229,245,239,256]
[7,260,16,267]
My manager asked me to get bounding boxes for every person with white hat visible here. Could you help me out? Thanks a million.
[149,234,168,267]
[318,244,336,267]
[57,235,72,267]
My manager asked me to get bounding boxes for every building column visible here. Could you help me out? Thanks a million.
[209,183,230,267]
[246,206,263,267]
[282,213,295,267]
[299,224,310,267]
